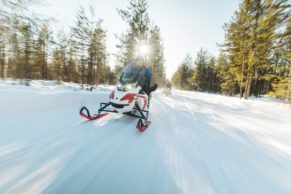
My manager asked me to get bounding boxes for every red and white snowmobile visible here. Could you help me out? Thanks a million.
[80,84,151,132]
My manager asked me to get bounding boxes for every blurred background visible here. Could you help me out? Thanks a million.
[0,0,290,101]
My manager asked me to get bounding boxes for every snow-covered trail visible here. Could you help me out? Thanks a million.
[1,87,291,194]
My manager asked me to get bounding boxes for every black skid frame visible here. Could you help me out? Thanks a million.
[98,102,149,121]
[80,100,151,131]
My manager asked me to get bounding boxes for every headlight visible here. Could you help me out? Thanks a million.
[117,84,134,92]
[125,84,133,90]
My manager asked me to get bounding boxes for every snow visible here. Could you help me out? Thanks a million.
[0,81,291,194]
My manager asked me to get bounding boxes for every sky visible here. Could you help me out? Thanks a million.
[32,0,241,79]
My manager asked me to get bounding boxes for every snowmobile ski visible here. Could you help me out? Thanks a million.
[80,106,108,121]
[136,119,151,132]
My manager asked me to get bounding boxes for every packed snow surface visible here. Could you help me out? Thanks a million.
[1,81,291,194]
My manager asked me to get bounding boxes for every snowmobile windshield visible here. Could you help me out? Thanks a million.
[117,84,136,92]
[119,64,141,85]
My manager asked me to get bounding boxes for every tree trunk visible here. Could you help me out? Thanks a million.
[245,78,250,99]
[244,63,253,100]
[240,86,244,98]
[288,66,291,103]
[246,77,252,99]
[244,0,261,100]
[0,43,4,78]
[240,54,246,98]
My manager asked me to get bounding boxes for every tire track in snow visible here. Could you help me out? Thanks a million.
[1,89,291,194]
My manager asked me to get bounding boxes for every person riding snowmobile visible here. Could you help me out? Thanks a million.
[119,63,158,96]
[137,66,158,96]
[80,62,155,131]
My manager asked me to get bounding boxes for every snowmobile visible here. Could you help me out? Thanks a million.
[79,83,151,132]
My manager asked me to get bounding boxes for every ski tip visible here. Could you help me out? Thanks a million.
[80,112,108,121]
[137,121,151,132]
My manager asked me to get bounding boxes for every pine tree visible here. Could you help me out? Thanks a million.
[287,19,291,103]
[0,22,5,78]
[71,6,91,84]
[1,1,114,85]
[89,22,106,85]
[2,0,44,80]
[116,0,166,86]
[148,25,166,86]
[206,57,220,93]
[189,49,209,91]
[223,7,251,98]
[66,34,80,83]
[217,52,238,95]
[19,22,34,79]
[171,54,193,90]
[50,49,62,82]
[48,31,68,82]
[269,17,291,102]
[70,6,109,85]
[116,0,150,64]
[222,0,290,99]
[34,24,51,80]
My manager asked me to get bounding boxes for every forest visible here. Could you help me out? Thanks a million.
[0,0,290,102]
[0,0,166,86]
[172,0,290,101]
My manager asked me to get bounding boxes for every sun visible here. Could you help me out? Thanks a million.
[136,40,150,57]
[139,43,149,56]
